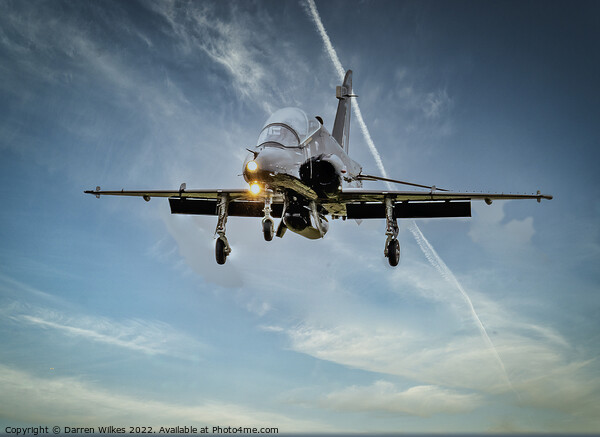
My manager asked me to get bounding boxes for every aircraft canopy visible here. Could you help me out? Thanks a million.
[257,107,320,148]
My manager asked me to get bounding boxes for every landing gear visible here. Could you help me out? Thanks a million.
[262,218,274,241]
[214,194,231,265]
[387,238,400,267]
[383,196,400,267]
[262,191,274,241]
[276,220,287,238]
[215,237,227,265]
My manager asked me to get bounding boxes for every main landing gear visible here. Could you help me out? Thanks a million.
[384,197,401,267]
[214,191,276,265]
[215,194,231,265]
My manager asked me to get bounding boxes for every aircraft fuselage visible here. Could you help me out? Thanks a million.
[242,108,362,239]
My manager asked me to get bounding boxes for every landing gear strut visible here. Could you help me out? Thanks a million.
[215,194,231,264]
[262,191,274,241]
[384,196,400,267]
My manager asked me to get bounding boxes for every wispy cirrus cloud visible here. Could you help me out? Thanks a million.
[321,381,482,417]
[1,271,200,359]
[276,318,599,430]
[422,88,453,119]
[0,0,199,183]
[3,302,204,360]
[0,364,327,432]
[149,1,305,114]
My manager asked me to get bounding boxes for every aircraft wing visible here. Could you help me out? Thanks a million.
[339,188,552,203]
[84,187,285,217]
[85,187,552,219]
[321,188,553,219]
[84,187,265,200]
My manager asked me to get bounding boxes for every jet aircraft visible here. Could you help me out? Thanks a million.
[86,70,552,266]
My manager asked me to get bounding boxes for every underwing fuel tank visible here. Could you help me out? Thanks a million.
[282,196,329,239]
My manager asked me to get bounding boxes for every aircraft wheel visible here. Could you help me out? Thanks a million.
[387,238,400,267]
[263,219,274,241]
[215,238,227,265]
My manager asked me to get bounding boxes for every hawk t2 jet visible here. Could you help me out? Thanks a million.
[86,70,552,266]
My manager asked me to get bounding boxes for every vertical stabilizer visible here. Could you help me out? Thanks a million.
[332,70,353,154]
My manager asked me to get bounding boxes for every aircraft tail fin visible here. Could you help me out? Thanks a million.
[332,70,354,154]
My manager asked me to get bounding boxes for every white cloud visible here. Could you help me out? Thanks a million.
[0,1,203,184]
[0,273,65,305]
[383,68,456,143]
[515,360,600,423]
[149,1,305,114]
[322,381,482,416]
[469,202,536,256]
[0,364,327,432]
[275,300,600,430]
[284,322,504,391]
[422,89,452,119]
[4,302,204,360]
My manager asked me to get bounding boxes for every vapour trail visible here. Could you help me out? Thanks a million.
[305,0,391,186]
[305,0,516,394]
[408,222,516,393]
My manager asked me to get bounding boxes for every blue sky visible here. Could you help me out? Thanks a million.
[1,0,599,433]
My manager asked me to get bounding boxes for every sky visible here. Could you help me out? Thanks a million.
[1,0,599,433]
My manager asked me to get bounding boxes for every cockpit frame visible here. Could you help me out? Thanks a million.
[256,107,321,149]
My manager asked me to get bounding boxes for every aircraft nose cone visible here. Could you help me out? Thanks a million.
[243,145,301,183]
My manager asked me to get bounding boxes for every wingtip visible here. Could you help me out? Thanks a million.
[85,188,101,198]
[536,190,553,201]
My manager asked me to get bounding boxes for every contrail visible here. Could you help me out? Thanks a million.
[408,221,516,393]
[304,0,515,393]
[305,0,391,186]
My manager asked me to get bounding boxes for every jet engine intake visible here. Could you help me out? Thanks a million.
[299,154,343,196]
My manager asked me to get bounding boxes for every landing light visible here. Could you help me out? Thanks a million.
[246,160,258,172]
[249,182,261,195]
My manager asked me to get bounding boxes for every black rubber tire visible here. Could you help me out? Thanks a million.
[215,238,227,265]
[387,238,400,267]
[263,219,274,241]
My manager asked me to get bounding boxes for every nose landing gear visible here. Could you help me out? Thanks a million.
[262,191,274,241]
[263,218,274,241]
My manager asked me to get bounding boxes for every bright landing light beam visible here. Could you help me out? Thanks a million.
[249,182,261,195]
[246,160,258,172]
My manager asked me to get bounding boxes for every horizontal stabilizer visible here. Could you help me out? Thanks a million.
[357,174,448,191]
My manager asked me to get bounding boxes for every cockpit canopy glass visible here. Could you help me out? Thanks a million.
[257,107,320,148]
